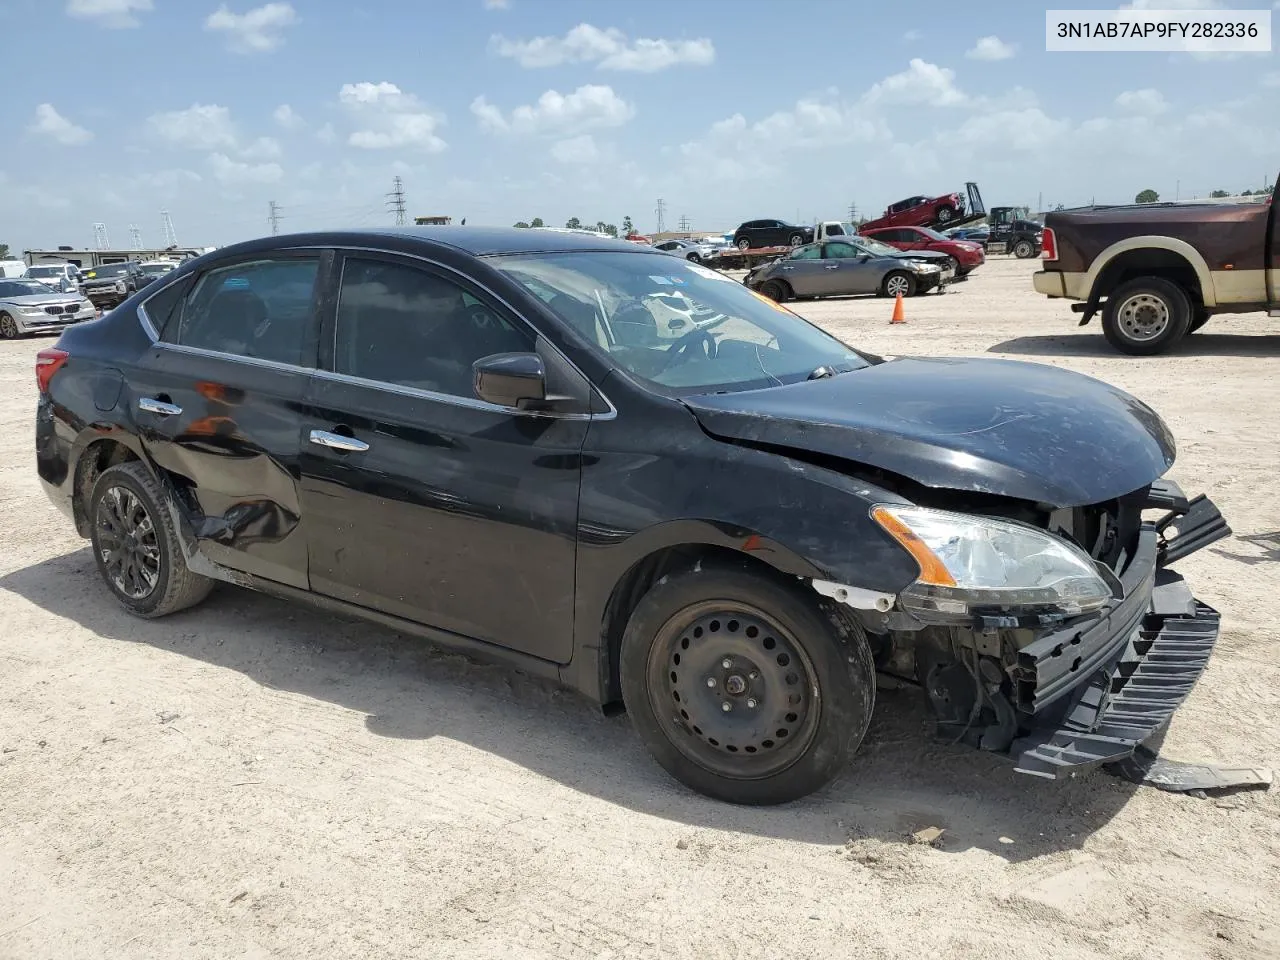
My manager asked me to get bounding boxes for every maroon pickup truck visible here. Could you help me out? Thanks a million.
[1033,186,1279,355]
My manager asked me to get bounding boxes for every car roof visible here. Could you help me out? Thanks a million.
[216,226,661,259]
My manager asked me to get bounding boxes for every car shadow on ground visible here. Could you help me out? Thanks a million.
[989,332,1280,358]
[1,548,1151,862]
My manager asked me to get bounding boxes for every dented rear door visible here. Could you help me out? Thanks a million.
[126,250,329,589]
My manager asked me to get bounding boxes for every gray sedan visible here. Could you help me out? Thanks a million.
[744,237,953,301]
[0,279,96,339]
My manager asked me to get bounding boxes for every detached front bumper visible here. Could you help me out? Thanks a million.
[1010,491,1229,779]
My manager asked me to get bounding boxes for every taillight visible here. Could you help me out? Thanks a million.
[36,348,69,394]
[1040,227,1057,261]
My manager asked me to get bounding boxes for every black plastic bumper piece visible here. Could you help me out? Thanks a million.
[1158,493,1232,565]
[1011,584,1220,779]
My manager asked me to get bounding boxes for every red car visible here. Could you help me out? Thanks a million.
[859,225,986,277]
[861,192,966,231]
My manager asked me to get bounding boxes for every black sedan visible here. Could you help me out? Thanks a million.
[35,227,1230,804]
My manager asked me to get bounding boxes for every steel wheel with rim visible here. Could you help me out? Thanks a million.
[651,601,821,780]
[1101,276,1190,356]
[95,485,161,600]
[1013,239,1035,259]
[883,271,914,298]
[0,312,20,340]
[620,561,876,805]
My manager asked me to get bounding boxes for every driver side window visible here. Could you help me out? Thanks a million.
[788,244,821,260]
[824,242,859,259]
[333,257,533,398]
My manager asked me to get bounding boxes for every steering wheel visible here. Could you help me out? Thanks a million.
[658,325,718,372]
[467,304,496,329]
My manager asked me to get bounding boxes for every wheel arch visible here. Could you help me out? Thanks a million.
[1086,237,1216,307]
[70,434,145,537]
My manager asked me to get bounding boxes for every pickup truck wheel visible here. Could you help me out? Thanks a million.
[89,462,214,618]
[881,271,916,298]
[934,206,955,224]
[1013,239,1035,259]
[619,562,875,805]
[1101,277,1191,356]
[758,279,790,302]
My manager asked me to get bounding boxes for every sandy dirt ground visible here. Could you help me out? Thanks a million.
[1,257,1278,960]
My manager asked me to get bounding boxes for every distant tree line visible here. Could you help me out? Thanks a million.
[1135,183,1274,204]
[513,215,639,237]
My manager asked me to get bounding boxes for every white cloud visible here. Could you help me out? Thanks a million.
[550,135,600,164]
[29,104,93,145]
[208,153,283,184]
[903,29,922,42]
[66,0,152,28]
[490,23,714,72]
[241,136,282,159]
[864,59,967,106]
[315,122,336,143]
[273,104,304,129]
[148,104,238,150]
[205,3,297,53]
[471,85,633,136]
[1115,88,1169,115]
[965,36,1016,60]
[338,82,447,151]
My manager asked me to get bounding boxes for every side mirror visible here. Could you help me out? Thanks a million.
[473,352,547,409]
[859,254,870,262]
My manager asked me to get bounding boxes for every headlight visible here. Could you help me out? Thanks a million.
[872,504,1111,622]
[911,262,940,272]
[19,306,45,315]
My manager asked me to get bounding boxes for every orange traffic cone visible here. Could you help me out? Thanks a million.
[890,292,906,324]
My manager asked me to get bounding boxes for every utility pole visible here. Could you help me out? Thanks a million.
[268,200,282,235]
[129,224,142,250]
[93,223,110,250]
[655,198,666,233]
[387,176,407,226]
[160,210,177,247]
[677,214,690,232]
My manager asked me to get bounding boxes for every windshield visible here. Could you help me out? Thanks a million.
[141,263,173,275]
[25,266,65,277]
[918,227,949,242]
[0,280,59,297]
[84,263,130,277]
[848,235,903,257]
[491,252,869,395]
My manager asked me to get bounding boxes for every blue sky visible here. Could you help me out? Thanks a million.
[5,0,1278,251]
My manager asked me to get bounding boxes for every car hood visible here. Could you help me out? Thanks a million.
[683,356,1175,508]
[2,293,83,306]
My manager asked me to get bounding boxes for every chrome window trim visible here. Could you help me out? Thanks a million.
[133,241,618,421]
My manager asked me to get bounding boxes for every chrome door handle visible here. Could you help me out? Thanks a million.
[309,429,369,453]
[138,397,182,416]
[824,264,840,270]
[780,266,792,271]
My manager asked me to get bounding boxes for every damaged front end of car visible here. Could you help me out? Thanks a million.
[816,478,1231,780]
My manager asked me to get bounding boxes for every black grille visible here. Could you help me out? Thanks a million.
[43,306,65,316]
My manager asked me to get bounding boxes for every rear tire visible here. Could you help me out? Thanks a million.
[619,560,876,805]
[1101,277,1191,356]
[89,462,214,618]
[788,234,804,247]
[934,206,955,224]
[759,279,789,302]
[737,238,751,251]
[881,271,916,298]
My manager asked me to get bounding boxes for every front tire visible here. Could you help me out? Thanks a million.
[1012,239,1035,259]
[89,462,214,618]
[881,271,916,298]
[619,561,875,805]
[0,312,21,340]
[759,279,789,302]
[1101,277,1191,356]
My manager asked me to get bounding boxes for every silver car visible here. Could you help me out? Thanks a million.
[652,238,718,263]
[0,278,96,339]
[745,237,953,301]
[23,262,83,295]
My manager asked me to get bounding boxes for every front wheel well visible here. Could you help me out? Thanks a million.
[598,544,808,710]
[1091,249,1204,307]
[73,439,140,537]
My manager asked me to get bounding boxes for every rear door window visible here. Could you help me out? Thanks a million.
[163,256,321,366]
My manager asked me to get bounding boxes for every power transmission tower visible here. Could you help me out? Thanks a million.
[93,223,110,250]
[387,176,407,226]
[160,210,178,247]
[655,198,666,233]
[129,224,143,250]
[677,214,690,232]
[847,201,858,222]
[268,200,282,235]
